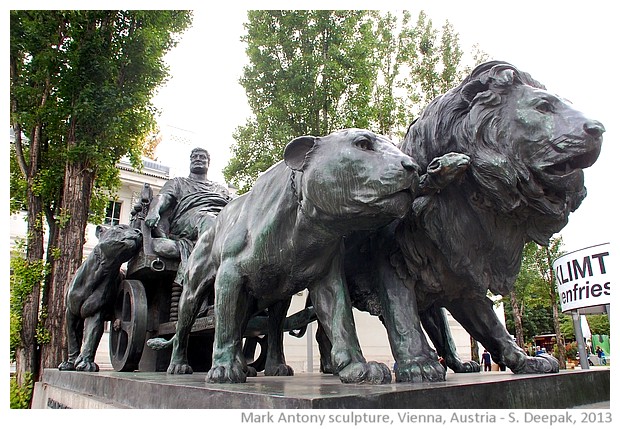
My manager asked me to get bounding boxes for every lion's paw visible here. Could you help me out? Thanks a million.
[167,363,193,374]
[75,360,99,372]
[396,358,446,383]
[514,354,560,374]
[448,359,480,373]
[245,366,258,377]
[206,364,247,384]
[58,361,76,371]
[265,364,294,377]
[339,361,392,384]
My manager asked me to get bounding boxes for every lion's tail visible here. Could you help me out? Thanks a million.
[146,336,174,350]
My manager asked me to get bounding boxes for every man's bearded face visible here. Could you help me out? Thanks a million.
[190,151,209,174]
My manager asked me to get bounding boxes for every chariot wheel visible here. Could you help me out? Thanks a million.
[109,279,148,371]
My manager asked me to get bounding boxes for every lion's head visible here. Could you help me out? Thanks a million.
[401,60,604,244]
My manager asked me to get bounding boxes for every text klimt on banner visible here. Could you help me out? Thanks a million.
[553,243,611,313]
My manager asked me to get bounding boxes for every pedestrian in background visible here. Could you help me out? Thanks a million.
[481,349,492,371]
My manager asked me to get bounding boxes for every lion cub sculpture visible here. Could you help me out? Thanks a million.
[156,129,421,384]
[58,224,142,372]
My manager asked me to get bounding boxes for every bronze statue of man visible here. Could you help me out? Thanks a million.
[145,147,231,290]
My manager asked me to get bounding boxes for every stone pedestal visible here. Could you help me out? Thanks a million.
[32,367,609,409]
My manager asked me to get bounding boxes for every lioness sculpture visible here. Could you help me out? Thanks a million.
[162,129,421,384]
[59,224,142,371]
[332,60,604,380]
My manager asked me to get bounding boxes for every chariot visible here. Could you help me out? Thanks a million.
[108,183,317,372]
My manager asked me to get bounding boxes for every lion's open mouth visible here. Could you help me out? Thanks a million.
[543,148,601,177]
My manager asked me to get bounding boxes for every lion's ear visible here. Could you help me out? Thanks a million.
[284,136,316,171]
[461,79,489,104]
[462,67,517,104]
[95,225,108,239]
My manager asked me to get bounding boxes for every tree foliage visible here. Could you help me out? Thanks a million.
[504,237,569,366]
[11,10,192,220]
[505,242,554,346]
[224,10,474,193]
[9,10,192,397]
[224,10,374,191]
[560,314,610,340]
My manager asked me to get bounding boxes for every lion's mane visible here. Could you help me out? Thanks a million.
[401,61,587,245]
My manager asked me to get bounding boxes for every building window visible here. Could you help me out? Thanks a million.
[104,201,122,226]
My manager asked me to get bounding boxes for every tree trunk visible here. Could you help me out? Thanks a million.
[15,181,45,385]
[11,54,47,387]
[546,247,566,369]
[41,206,59,323]
[12,120,45,392]
[470,336,479,363]
[41,160,95,371]
[509,291,525,349]
[41,205,60,372]
[549,287,567,369]
[550,286,566,369]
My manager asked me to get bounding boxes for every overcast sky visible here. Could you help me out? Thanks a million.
[149,1,618,254]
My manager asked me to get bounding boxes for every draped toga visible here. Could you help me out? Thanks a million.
[158,177,232,285]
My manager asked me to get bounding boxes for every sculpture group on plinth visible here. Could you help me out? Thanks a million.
[59,61,604,385]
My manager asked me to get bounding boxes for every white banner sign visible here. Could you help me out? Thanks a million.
[553,243,611,313]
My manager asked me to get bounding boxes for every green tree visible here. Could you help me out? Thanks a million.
[367,10,406,138]
[10,11,192,401]
[560,314,610,341]
[397,11,464,114]
[224,10,475,192]
[534,238,567,368]
[505,242,554,348]
[586,315,610,336]
[507,242,536,348]
[506,237,568,368]
[10,11,75,396]
[225,10,378,192]
[504,293,555,344]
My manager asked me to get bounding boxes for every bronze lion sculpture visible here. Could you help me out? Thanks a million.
[154,129,425,384]
[317,60,604,382]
